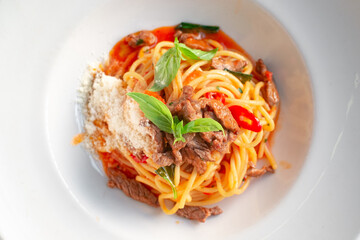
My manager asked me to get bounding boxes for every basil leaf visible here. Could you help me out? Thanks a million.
[155,165,177,199]
[182,118,224,135]
[173,115,180,125]
[149,46,181,92]
[127,92,174,133]
[136,39,144,46]
[174,38,187,61]
[176,22,220,33]
[224,68,253,83]
[238,87,243,93]
[174,120,185,144]
[178,43,218,60]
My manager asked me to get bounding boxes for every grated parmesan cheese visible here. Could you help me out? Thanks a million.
[82,71,158,156]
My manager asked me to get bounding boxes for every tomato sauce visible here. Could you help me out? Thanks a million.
[106,25,254,76]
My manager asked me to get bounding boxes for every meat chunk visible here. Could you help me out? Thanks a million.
[211,56,247,72]
[199,98,240,134]
[107,167,159,207]
[168,85,202,122]
[164,132,195,165]
[147,122,165,153]
[174,30,213,51]
[180,135,213,174]
[246,162,274,178]
[176,205,223,222]
[254,59,280,107]
[155,86,240,175]
[264,80,279,107]
[174,30,205,42]
[125,31,157,48]
[152,151,175,166]
[255,58,267,76]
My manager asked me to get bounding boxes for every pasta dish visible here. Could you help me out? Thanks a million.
[74,23,280,222]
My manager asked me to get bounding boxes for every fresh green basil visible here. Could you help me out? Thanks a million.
[177,43,218,60]
[128,92,225,147]
[148,46,181,92]
[182,118,224,135]
[176,22,220,33]
[224,68,253,83]
[136,39,144,46]
[149,38,217,92]
[238,87,243,93]
[126,92,174,133]
[174,120,185,144]
[155,165,177,199]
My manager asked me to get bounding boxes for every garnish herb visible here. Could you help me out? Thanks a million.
[265,138,268,143]
[149,38,218,92]
[216,86,221,91]
[155,165,177,199]
[148,46,181,92]
[224,68,253,83]
[126,92,174,133]
[136,39,144,46]
[238,87,243,93]
[175,38,218,60]
[176,22,220,33]
[127,93,225,144]
[182,118,224,135]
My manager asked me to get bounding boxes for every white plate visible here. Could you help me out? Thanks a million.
[0,0,359,239]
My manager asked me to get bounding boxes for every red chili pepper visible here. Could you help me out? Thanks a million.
[205,92,226,104]
[130,154,148,163]
[265,70,273,81]
[203,192,213,196]
[228,105,262,132]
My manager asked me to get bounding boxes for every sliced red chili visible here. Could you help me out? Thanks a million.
[205,92,226,104]
[203,192,213,196]
[130,154,148,163]
[228,105,262,132]
[265,70,273,81]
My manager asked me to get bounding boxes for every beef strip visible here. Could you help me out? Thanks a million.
[254,59,280,107]
[246,162,274,178]
[147,122,165,153]
[125,31,157,48]
[168,85,202,122]
[107,166,223,222]
[154,85,240,175]
[152,151,175,166]
[174,30,213,51]
[199,98,240,134]
[174,30,205,42]
[176,206,223,223]
[180,135,213,174]
[165,132,195,165]
[211,56,247,72]
[107,167,158,207]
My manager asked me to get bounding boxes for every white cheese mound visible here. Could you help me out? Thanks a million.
[83,71,157,155]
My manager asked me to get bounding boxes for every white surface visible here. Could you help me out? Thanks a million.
[0,0,359,239]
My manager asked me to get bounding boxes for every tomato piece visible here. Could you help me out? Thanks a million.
[205,92,226,104]
[130,154,148,163]
[203,192,213,196]
[144,90,165,103]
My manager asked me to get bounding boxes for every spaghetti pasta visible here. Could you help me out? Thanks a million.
[78,23,279,222]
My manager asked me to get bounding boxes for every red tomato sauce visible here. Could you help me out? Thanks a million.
[105,25,254,76]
